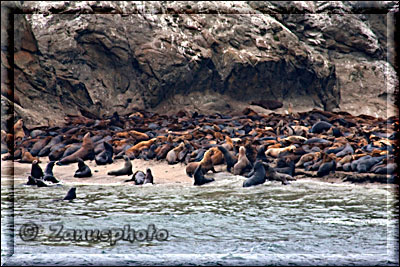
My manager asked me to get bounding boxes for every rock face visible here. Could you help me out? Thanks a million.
[1,1,398,129]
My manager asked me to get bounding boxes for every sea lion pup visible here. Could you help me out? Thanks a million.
[57,133,94,165]
[221,136,234,151]
[265,145,296,158]
[309,121,332,134]
[193,165,215,186]
[108,155,133,176]
[30,160,43,179]
[13,119,25,140]
[233,146,252,175]
[217,146,238,173]
[63,187,77,201]
[166,141,186,165]
[243,161,266,187]
[263,162,295,185]
[186,149,216,177]
[95,141,114,165]
[295,152,321,168]
[73,158,92,178]
[144,168,154,184]
[43,161,60,183]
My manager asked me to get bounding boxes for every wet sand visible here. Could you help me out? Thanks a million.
[1,158,227,186]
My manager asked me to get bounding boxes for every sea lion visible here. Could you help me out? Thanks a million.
[130,171,146,185]
[317,160,336,177]
[108,155,133,176]
[335,143,354,157]
[166,142,186,164]
[38,135,64,157]
[63,187,76,201]
[144,168,154,184]
[265,145,296,158]
[233,146,252,175]
[57,133,94,165]
[73,158,92,178]
[43,161,59,183]
[30,160,43,179]
[309,121,332,134]
[125,138,156,158]
[295,152,321,167]
[186,149,215,177]
[30,136,52,157]
[243,161,266,187]
[20,149,40,164]
[27,176,38,186]
[95,141,114,165]
[210,147,224,165]
[251,99,283,110]
[263,162,295,185]
[356,156,385,173]
[217,146,238,173]
[13,119,25,140]
[193,165,215,186]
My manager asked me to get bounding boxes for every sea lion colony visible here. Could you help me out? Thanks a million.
[1,108,398,187]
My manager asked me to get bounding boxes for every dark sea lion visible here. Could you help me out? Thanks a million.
[243,161,266,187]
[74,158,92,178]
[38,135,64,157]
[48,147,67,161]
[107,155,133,176]
[256,145,268,162]
[27,176,37,186]
[57,133,94,165]
[336,143,354,157]
[43,161,59,183]
[36,179,49,187]
[193,165,215,186]
[144,168,154,184]
[61,144,82,158]
[310,121,332,134]
[356,156,385,173]
[63,187,76,201]
[30,160,43,179]
[274,160,295,177]
[30,136,52,157]
[95,141,114,165]
[251,99,283,110]
[217,146,237,173]
[317,160,336,177]
[373,163,396,175]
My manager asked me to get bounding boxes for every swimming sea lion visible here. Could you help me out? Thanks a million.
[107,155,133,176]
[243,161,266,187]
[63,187,76,201]
[193,165,215,186]
[57,133,94,165]
[73,158,92,178]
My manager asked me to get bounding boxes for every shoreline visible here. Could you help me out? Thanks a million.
[1,157,395,187]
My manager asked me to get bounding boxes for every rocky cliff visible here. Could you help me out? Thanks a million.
[1,1,398,129]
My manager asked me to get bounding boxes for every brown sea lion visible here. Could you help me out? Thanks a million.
[125,138,156,158]
[233,146,252,175]
[57,133,94,165]
[265,145,296,158]
[186,149,216,177]
[13,119,25,140]
[20,148,40,163]
[210,147,224,165]
[166,142,186,164]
